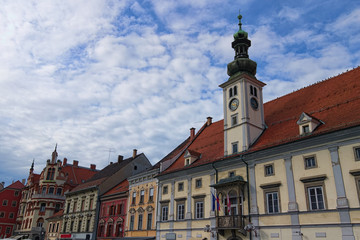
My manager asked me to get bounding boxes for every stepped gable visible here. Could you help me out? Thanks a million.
[250,66,360,151]
[103,179,129,196]
[159,119,224,175]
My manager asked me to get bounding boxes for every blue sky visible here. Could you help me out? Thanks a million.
[0,0,359,186]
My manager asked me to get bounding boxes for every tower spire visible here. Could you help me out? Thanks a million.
[51,144,58,163]
[227,13,257,77]
[30,159,34,174]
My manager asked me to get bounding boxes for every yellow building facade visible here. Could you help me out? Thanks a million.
[156,14,360,240]
[126,168,158,238]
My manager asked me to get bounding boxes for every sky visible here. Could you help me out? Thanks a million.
[1,0,359,186]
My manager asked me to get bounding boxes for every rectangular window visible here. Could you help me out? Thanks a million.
[354,147,360,161]
[308,186,325,210]
[138,214,143,230]
[78,220,82,232]
[55,203,61,213]
[132,192,136,205]
[149,188,154,202]
[265,164,274,176]
[195,201,204,219]
[185,158,190,166]
[195,179,202,188]
[86,219,90,232]
[304,156,317,169]
[52,223,56,232]
[231,114,238,126]
[161,206,168,221]
[163,186,168,195]
[147,213,152,230]
[2,200,8,206]
[129,215,134,230]
[177,203,185,220]
[229,171,235,177]
[89,198,94,210]
[70,221,74,232]
[140,190,145,203]
[302,125,310,134]
[56,188,62,196]
[178,182,184,192]
[40,203,46,212]
[265,192,279,213]
[11,201,17,207]
[56,222,59,232]
[42,187,47,194]
[14,191,19,196]
[117,204,122,215]
[81,199,85,211]
[6,226,11,234]
[73,201,77,212]
[232,142,238,154]
[9,212,14,219]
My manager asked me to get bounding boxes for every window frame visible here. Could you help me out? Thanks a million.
[304,181,327,211]
[2,199,8,206]
[178,182,184,192]
[140,190,145,204]
[354,147,360,161]
[232,142,238,154]
[304,155,317,169]
[177,202,185,220]
[138,214,143,230]
[161,205,169,221]
[264,190,280,214]
[40,203,46,212]
[264,163,274,176]
[147,213,152,230]
[163,186,168,195]
[132,191,136,205]
[9,212,14,219]
[195,178,202,188]
[11,200,17,207]
[195,200,204,219]
[129,215,135,231]
[231,114,238,127]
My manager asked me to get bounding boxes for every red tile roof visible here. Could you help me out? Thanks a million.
[159,67,360,175]
[61,164,98,186]
[103,179,129,196]
[6,180,24,190]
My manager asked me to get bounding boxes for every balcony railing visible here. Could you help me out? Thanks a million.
[216,215,245,230]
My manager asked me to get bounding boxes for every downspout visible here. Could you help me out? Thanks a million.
[240,155,252,240]
[211,162,219,240]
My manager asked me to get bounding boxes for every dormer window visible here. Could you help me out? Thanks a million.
[184,150,201,166]
[297,112,321,135]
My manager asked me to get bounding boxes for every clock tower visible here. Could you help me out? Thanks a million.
[220,14,266,155]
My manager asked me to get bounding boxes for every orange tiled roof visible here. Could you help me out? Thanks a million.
[159,67,360,175]
[6,180,24,189]
[61,165,98,186]
[103,179,129,196]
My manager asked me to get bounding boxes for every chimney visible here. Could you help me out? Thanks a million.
[90,164,96,170]
[190,127,195,140]
[118,155,124,163]
[207,117,212,126]
[63,158,67,165]
[73,160,79,167]
[22,179,26,185]
[133,149,137,158]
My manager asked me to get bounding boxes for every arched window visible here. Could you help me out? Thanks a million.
[37,218,44,228]
[229,88,233,98]
[233,86,237,96]
[116,218,123,237]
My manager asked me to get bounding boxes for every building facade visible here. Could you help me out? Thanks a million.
[16,147,98,240]
[61,151,152,240]
[97,179,128,240]
[125,168,159,239]
[156,14,360,240]
[0,180,24,238]
[46,210,63,240]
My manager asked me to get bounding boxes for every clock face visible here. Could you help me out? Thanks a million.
[229,98,239,111]
[250,97,259,110]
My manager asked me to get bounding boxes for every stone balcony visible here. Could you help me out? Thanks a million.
[32,193,65,201]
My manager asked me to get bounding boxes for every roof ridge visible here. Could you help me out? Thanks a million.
[265,66,360,105]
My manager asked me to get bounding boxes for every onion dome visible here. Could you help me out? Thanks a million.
[227,13,257,77]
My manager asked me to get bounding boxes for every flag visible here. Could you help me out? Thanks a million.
[227,193,231,214]
[216,194,220,211]
[211,192,216,211]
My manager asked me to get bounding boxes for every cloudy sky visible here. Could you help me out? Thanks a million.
[1,0,359,186]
